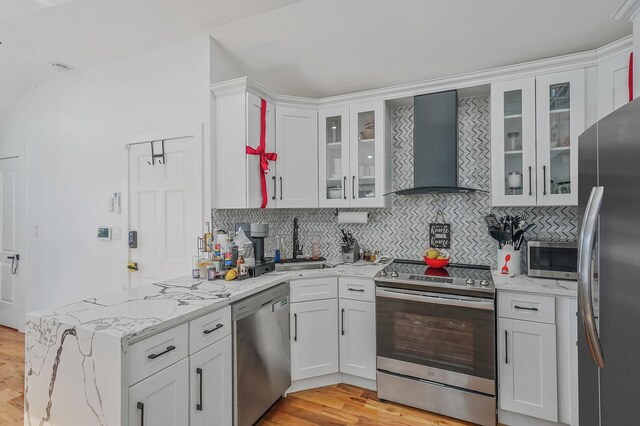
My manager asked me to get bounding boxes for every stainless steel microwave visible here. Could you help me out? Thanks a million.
[527,241,578,280]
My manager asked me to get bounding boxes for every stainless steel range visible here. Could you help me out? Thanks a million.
[375,260,496,426]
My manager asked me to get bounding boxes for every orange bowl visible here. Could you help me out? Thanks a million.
[424,257,450,268]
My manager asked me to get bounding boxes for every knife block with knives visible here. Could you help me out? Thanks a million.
[340,229,361,263]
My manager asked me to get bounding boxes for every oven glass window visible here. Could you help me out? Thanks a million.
[376,295,495,380]
[530,247,577,272]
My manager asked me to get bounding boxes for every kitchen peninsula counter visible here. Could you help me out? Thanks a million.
[25,260,388,425]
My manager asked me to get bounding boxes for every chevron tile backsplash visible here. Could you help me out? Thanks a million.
[212,95,577,267]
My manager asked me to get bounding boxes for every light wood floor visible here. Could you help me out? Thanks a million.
[0,326,475,426]
[0,326,24,425]
[259,383,474,426]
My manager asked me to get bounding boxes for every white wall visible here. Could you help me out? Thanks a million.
[0,36,212,314]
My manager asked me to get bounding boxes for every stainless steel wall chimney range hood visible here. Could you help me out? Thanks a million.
[389,90,483,195]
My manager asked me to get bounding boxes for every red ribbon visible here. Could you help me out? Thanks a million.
[629,52,634,102]
[246,99,277,208]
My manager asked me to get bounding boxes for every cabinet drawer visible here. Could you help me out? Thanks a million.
[498,292,555,324]
[339,278,375,302]
[189,306,231,355]
[128,323,189,386]
[290,277,338,303]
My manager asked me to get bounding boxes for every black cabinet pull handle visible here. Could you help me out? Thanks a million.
[147,345,176,360]
[528,166,532,196]
[293,313,298,342]
[348,288,365,292]
[137,401,144,426]
[343,176,347,199]
[543,165,547,195]
[341,308,345,335]
[196,368,203,411]
[280,177,283,200]
[505,330,508,364]
[203,324,223,335]
[272,176,276,200]
[514,305,539,312]
[352,176,356,199]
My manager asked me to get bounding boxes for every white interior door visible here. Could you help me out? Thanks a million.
[128,133,202,288]
[0,153,24,330]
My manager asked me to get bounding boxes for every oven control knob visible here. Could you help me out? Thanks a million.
[391,271,399,278]
[480,279,490,287]
[380,270,387,277]
[465,278,475,286]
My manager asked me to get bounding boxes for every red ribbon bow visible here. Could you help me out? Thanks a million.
[246,98,277,208]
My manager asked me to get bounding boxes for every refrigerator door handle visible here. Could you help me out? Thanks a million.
[578,186,605,368]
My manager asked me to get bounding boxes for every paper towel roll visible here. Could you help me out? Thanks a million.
[337,211,369,224]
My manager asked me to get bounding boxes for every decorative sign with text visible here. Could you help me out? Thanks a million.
[429,210,451,248]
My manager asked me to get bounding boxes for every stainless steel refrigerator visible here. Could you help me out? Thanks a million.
[578,97,640,425]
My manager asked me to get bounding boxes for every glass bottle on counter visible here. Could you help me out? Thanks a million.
[203,222,212,252]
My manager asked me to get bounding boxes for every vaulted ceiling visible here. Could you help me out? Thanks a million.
[0,0,631,119]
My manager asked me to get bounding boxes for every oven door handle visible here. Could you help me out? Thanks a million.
[375,288,494,311]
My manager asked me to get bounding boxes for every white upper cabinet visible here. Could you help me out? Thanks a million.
[275,107,318,208]
[319,101,389,208]
[247,92,277,208]
[536,70,584,206]
[491,78,538,207]
[597,47,631,121]
[491,70,585,207]
[319,107,350,207]
[211,79,319,209]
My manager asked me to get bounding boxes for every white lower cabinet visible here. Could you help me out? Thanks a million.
[190,335,232,426]
[129,358,190,426]
[339,298,376,380]
[128,307,233,426]
[498,291,577,426]
[290,298,340,380]
[290,277,376,388]
[498,317,558,422]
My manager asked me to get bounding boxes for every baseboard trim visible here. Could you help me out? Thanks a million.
[286,373,376,395]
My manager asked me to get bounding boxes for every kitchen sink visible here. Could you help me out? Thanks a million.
[274,259,325,271]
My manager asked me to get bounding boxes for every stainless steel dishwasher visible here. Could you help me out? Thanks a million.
[232,282,290,426]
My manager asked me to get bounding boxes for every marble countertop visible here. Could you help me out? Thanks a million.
[27,260,389,343]
[491,270,577,297]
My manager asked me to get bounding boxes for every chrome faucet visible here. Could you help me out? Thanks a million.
[293,217,303,259]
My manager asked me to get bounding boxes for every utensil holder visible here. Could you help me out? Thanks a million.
[497,248,521,276]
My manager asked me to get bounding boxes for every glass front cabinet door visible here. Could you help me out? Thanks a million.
[319,101,387,207]
[491,70,584,207]
[535,70,584,206]
[348,101,385,207]
[319,107,350,207]
[491,78,538,206]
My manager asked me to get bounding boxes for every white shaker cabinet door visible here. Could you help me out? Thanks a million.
[339,298,376,380]
[290,299,339,381]
[498,317,558,422]
[246,92,276,208]
[190,335,232,426]
[275,106,319,208]
[128,358,189,426]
